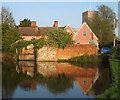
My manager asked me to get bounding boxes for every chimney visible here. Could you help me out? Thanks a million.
[53,21,58,27]
[31,21,36,27]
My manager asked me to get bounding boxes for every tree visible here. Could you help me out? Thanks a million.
[89,5,117,47]
[98,5,117,29]
[2,7,20,52]
[47,28,74,49]
[19,19,31,27]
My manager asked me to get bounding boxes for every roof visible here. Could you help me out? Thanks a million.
[18,27,65,36]
[64,24,77,34]
[38,27,64,36]
[71,27,77,33]
[19,27,39,36]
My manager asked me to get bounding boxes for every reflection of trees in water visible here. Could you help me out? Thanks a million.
[3,63,74,96]
[19,74,74,95]
[19,79,37,91]
[2,61,20,98]
[3,60,110,97]
[43,74,73,95]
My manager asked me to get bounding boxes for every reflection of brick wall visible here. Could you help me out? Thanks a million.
[56,63,97,78]
[37,62,57,77]
[56,45,97,59]
[19,54,35,60]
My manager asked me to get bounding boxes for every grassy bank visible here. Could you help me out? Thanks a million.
[97,59,119,99]
[58,54,110,67]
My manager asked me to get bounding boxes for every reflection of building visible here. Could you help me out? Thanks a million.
[19,80,37,90]
[17,61,99,95]
[75,68,99,94]
[56,63,99,95]
[16,61,35,77]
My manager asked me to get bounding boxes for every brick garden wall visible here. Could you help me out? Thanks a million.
[19,44,98,61]
[56,44,97,60]
[37,46,57,61]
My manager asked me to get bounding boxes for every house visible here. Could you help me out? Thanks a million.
[74,22,99,48]
[18,21,76,41]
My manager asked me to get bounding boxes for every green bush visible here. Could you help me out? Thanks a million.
[111,47,120,59]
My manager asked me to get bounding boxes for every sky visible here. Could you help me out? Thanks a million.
[2,1,119,37]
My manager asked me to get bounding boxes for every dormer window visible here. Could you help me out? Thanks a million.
[83,31,87,36]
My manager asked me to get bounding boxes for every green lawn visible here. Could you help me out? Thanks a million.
[97,59,119,99]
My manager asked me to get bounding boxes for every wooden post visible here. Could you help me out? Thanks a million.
[113,18,116,47]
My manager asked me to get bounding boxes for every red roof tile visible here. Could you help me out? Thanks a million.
[18,27,65,36]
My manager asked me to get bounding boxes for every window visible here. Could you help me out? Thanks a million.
[67,29,70,32]
[22,37,26,40]
[31,37,35,40]
[76,42,80,45]
[83,80,87,85]
[83,31,87,36]
[89,40,95,44]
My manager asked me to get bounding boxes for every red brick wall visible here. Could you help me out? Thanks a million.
[22,44,34,54]
[22,48,34,54]
[56,44,97,59]
[20,44,98,61]
[74,23,97,44]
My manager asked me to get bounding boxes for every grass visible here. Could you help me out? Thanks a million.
[97,59,119,99]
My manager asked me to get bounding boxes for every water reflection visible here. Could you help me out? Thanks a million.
[2,61,110,98]
[16,61,99,95]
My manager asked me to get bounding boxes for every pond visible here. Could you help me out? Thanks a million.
[2,61,111,98]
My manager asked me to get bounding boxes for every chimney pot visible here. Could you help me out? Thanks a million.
[53,21,58,27]
[31,21,36,27]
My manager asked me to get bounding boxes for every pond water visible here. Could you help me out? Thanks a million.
[2,61,111,98]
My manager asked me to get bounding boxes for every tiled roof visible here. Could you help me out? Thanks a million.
[19,27,39,36]
[71,27,77,32]
[38,27,64,36]
[64,25,77,33]
[18,27,65,36]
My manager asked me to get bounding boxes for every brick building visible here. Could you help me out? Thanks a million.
[82,10,98,24]
[74,22,99,48]
[18,21,76,41]
[18,11,99,51]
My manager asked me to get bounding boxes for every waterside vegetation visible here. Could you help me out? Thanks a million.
[97,59,119,99]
